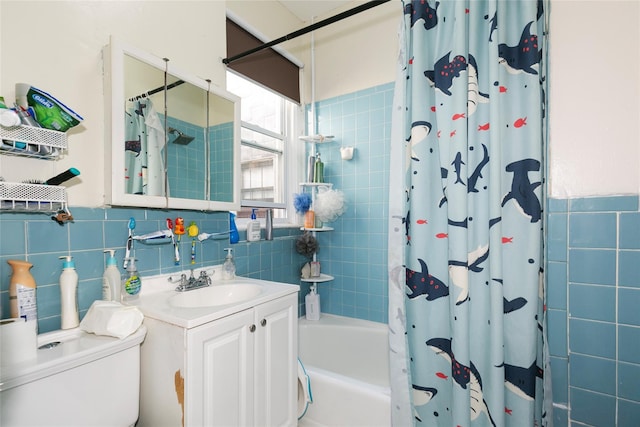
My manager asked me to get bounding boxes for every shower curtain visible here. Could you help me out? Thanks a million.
[388,1,550,426]
[124,99,166,196]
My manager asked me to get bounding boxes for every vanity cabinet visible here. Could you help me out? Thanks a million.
[138,293,298,427]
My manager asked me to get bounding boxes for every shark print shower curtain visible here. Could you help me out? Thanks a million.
[388,1,551,426]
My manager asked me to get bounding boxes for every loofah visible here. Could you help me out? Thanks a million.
[293,192,313,214]
[295,232,318,258]
[314,187,346,223]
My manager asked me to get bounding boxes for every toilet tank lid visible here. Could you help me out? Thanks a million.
[0,325,146,391]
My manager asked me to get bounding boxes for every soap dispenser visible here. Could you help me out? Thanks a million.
[59,256,79,329]
[247,208,261,242]
[222,248,236,279]
[122,257,141,301]
[305,284,320,321]
[102,249,121,302]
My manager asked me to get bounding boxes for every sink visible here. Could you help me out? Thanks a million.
[170,283,263,308]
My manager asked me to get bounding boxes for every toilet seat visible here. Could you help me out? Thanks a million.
[297,358,312,420]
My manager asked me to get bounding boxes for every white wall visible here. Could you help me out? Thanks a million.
[1,0,638,208]
[0,1,228,207]
[548,1,640,198]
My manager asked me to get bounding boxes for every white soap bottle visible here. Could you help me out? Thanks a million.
[222,248,236,279]
[59,256,79,329]
[305,285,320,321]
[247,208,261,242]
[102,249,121,301]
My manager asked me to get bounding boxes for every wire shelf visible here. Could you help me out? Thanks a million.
[0,182,68,213]
[0,125,67,159]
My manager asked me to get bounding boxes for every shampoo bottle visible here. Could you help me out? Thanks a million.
[102,249,121,302]
[59,256,79,329]
[247,208,261,242]
[8,259,38,324]
[122,257,141,301]
[305,285,320,321]
[222,248,236,279]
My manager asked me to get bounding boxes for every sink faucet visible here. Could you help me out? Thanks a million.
[171,269,212,292]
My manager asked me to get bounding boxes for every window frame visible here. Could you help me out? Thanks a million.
[226,69,304,227]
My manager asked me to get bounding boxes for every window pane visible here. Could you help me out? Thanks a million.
[241,144,281,204]
[227,72,282,134]
[241,127,283,152]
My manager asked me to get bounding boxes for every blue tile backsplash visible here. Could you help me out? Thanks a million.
[0,208,306,333]
[547,195,640,426]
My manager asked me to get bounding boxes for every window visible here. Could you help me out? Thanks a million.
[226,71,302,221]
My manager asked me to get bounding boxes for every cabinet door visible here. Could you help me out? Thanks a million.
[254,294,298,427]
[187,309,255,427]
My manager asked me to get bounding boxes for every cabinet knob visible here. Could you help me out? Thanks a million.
[249,324,256,332]
[260,319,267,327]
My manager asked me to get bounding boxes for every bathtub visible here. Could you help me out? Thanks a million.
[297,314,391,427]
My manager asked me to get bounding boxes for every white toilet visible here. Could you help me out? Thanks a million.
[0,325,146,427]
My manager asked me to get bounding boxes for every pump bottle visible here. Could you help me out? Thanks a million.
[247,208,261,242]
[222,248,236,279]
[122,257,141,301]
[102,249,121,302]
[59,256,79,329]
[305,285,320,321]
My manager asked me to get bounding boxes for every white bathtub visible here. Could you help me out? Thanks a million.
[298,314,391,427]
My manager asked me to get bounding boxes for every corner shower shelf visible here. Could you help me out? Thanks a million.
[0,181,68,213]
[298,135,334,143]
[0,125,67,159]
[300,226,333,232]
[301,273,333,283]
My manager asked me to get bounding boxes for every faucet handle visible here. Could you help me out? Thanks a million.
[198,270,212,285]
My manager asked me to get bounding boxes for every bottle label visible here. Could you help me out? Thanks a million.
[102,277,110,300]
[16,285,37,321]
[124,275,141,296]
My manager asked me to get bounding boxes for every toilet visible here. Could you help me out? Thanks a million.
[0,325,146,427]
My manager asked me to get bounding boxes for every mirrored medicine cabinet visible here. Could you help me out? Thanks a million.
[103,37,241,210]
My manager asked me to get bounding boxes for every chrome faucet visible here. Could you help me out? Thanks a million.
[171,269,211,292]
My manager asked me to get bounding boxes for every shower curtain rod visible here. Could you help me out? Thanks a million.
[222,0,391,65]
[128,80,185,102]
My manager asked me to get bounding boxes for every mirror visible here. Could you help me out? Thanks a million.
[104,38,240,210]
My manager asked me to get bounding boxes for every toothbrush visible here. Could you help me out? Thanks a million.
[187,222,198,264]
[124,217,135,269]
[167,218,179,265]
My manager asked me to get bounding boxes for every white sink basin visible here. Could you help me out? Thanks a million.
[170,283,263,308]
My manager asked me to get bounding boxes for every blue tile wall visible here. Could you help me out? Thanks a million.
[547,195,640,426]
[301,82,394,324]
[165,118,233,202]
[0,208,305,333]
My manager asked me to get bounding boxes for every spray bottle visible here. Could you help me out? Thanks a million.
[102,249,121,302]
[229,212,240,244]
[7,259,37,323]
[122,257,141,301]
[59,256,79,329]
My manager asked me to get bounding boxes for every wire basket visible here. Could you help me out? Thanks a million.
[0,125,67,159]
[0,181,67,212]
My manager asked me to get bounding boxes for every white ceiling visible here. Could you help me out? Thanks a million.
[278,0,352,22]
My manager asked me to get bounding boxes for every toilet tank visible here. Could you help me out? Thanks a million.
[0,325,146,427]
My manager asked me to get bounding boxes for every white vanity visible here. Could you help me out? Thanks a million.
[129,271,299,427]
